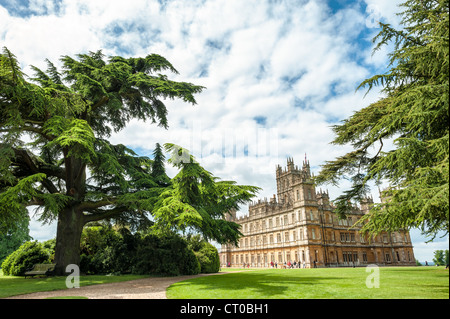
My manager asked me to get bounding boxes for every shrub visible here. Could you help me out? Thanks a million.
[1,241,51,276]
[80,225,136,274]
[79,226,201,276]
[195,242,220,273]
[132,234,200,276]
[182,247,202,275]
[187,235,220,273]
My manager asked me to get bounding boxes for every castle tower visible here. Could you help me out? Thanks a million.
[360,196,374,214]
[276,157,302,204]
[316,189,330,207]
[290,154,316,205]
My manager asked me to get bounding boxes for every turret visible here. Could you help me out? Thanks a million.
[302,153,311,178]
[287,157,295,171]
[360,196,374,214]
[316,189,330,206]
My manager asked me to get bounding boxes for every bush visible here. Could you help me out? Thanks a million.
[80,225,136,274]
[132,234,200,276]
[187,235,220,273]
[1,241,52,276]
[194,242,220,273]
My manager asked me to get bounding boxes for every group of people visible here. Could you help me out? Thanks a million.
[270,260,309,269]
[240,260,316,269]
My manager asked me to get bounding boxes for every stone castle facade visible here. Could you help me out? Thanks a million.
[219,157,416,268]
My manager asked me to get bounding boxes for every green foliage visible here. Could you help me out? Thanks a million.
[187,234,220,273]
[79,225,201,276]
[0,216,32,264]
[195,244,220,273]
[432,249,449,266]
[0,173,46,233]
[316,0,449,239]
[132,233,200,276]
[152,144,260,245]
[80,225,136,275]
[1,241,51,276]
[0,47,204,232]
[151,143,170,186]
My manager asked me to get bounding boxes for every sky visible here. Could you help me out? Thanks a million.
[1,0,448,262]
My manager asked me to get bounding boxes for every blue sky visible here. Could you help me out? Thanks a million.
[1,0,447,262]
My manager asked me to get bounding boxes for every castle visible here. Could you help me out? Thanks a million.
[219,157,416,268]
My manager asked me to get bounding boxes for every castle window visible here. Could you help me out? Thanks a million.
[285,232,289,242]
[309,210,314,220]
[385,253,391,262]
[277,233,281,243]
[296,190,300,200]
[312,229,316,239]
[270,234,274,244]
[283,215,288,225]
[276,217,280,227]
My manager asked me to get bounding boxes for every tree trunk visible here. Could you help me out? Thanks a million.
[54,206,84,276]
[53,154,86,275]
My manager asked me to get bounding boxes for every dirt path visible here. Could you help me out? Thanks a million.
[7,272,229,299]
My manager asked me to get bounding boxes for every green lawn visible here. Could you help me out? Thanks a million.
[167,267,449,299]
[0,270,149,298]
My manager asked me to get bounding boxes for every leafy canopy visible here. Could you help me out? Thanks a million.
[0,48,257,245]
[316,0,449,239]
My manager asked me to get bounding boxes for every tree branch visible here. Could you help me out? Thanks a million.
[82,206,128,223]
[78,199,115,211]
[90,96,109,113]
[0,125,54,141]
[10,146,61,194]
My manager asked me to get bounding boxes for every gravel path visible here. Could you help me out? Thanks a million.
[7,272,229,299]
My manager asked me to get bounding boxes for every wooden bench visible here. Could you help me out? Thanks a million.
[24,263,56,278]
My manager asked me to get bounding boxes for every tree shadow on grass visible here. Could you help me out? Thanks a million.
[168,270,341,299]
